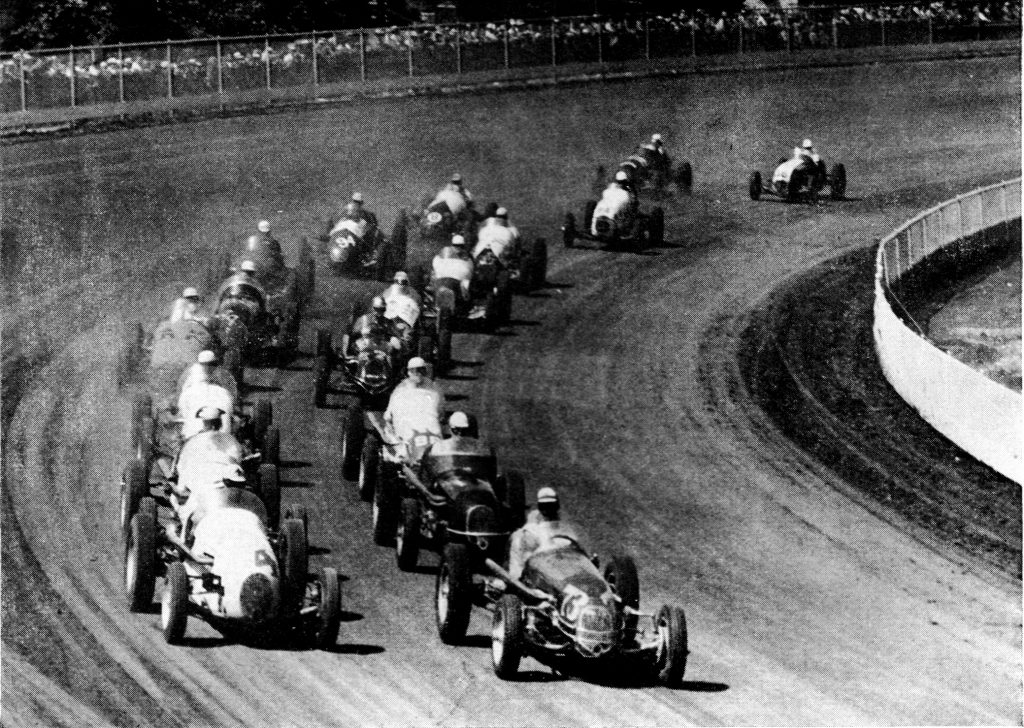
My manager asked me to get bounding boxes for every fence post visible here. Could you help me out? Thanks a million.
[785,11,792,52]
[644,15,650,60]
[69,47,77,107]
[551,18,557,68]
[264,36,271,90]
[503,20,511,70]
[359,29,366,82]
[880,16,886,46]
[691,20,696,57]
[407,32,414,77]
[738,21,744,54]
[455,24,462,75]
[311,32,319,87]
[216,39,223,96]
[166,42,173,99]
[832,15,839,48]
[19,53,27,112]
[117,44,125,103]
[597,18,604,64]
[927,15,933,44]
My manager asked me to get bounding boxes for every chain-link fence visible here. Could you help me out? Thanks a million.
[1,5,1020,113]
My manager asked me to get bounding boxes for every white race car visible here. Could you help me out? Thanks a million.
[749,153,847,203]
[123,478,340,648]
[562,186,665,250]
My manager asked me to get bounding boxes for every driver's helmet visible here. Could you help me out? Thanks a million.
[240,260,257,275]
[651,133,663,147]
[451,234,466,248]
[182,287,200,300]
[197,405,223,425]
[393,271,410,286]
[495,207,508,221]
[257,220,271,234]
[407,356,427,373]
[372,295,386,313]
[614,170,629,185]
[197,349,217,366]
[351,192,364,204]
[536,487,559,514]
[343,201,360,218]
[450,173,463,185]
[449,411,470,435]
[801,139,814,150]
[244,234,263,252]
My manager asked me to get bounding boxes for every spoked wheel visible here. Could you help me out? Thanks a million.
[279,518,309,618]
[651,604,688,687]
[120,460,149,535]
[310,566,342,650]
[125,497,158,612]
[357,433,379,502]
[603,554,640,633]
[372,467,399,547]
[161,561,189,645]
[435,542,473,645]
[491,593,525,680]
[340,405,364,482]
[395,497,422,571]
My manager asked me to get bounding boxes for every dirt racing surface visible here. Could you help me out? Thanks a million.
[3,56,1021,726]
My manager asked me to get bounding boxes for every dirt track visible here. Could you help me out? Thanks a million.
[2,57,1021,726]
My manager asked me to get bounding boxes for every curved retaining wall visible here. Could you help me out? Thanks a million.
[873,179,1022,484]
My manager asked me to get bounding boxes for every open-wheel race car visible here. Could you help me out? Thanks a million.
[411,187,480,249]
[473,210,548,295]
[321,209,408,281]
[599,145,693,197]
[562,190,665,251]
[483,547,688,686]
[123,483,340,648]
[749,151,847,203]
[368,424,527,582]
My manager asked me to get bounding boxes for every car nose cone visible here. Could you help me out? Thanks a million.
[240,573,278,624]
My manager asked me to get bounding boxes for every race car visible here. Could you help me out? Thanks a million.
[473,213,548,294]
[123,485,340,648]
[370,427,527,584]
[562,190,665,251]
[312,317,404,411]
[603,145,693,196]
[321,209,408,281]
[412,188,480,248]
[749,152,847,203]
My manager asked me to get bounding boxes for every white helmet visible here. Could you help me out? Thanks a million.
[651,133,663,144]
[407,356,427,371]
[536,487,559,505]
[393,271,409,285]
[257,220,271,233]
[241,260,257,273]
[449,411,470,430]
[182,286,200,299]
[451,234,466,247]
[351,192,364,203]
[802,139,814,150]
[197,405,223,422]
[615,170,629,183]
[197,350,217,365]
[495,207,508,219]
[451,173,463,183]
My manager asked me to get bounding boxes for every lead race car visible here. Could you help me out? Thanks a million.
[603,141,693,197]
[749,143,847,203]
[124,480,340,648]
[563,176,665,251]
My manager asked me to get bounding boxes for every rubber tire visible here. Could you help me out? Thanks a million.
[263,426,280,466]
[491,593,525,680]
[313,354,330,408]
[677,161,693,194]
[831,163,847,200]
[253,400,273,444]
[341,405,364,482]
[372,466,398,547]
[528,237,548,289]
[130,393,152,464]
[279,518,308,618]
[120,460,149,535]
[604,553,640,633]
[648,208,665,247]
[562,213,576,248]
[284,503,309,540]
[652,604,688,687]
[436,542,473,645]
[314,329,332,361]
[787,170,803,203]
[224,345,244,390]
[161,561,189,645]
[395,497,422,571]
[436,308,453,376]
[583,199,597,229]
[357,433,379,502]
[748,170,762,201]
[504,470,527,530]
[312,566,342,650]
[258,463,281,528]
[125,497,157,613]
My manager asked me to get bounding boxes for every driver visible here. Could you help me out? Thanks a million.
[598,170,635,212]
[473,208,518,264]
[343,192,379,232]
[242,221,286,273]
[169,287,208,324]
[798,139,821,166]
[178,349,238,402]
[432,234,474,298]
[221,260,267,308]
[381,271,422,346]
[507,487,584,581]
[347,296,402,355]
[383,356,444,465]
[177,363,234,439]
[443,173,474,204]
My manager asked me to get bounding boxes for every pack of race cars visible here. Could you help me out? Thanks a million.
[114,134,846,684]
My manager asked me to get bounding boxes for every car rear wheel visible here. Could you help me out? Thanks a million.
[120,460,149,535]
[161,561,189,645]
[748,170,763,200]
[372,466,399,547]
[562,213,576,248]
[341,405,364,482]
[284,503,309,540]
[263,426,280,466]
[357,434,379,502]
[583,200,597,230]
[492,593,525,680]
[257,463,281,528]
[395,497,422,571]
[830,163,847,200]
[436,308,453,376]
[604,554,640,634]
[651,605,688,687]
[436,542,473,645]
[648,208,665,247]
[253,400,273,444]
[503,471,527,529]
[676,161,693,194]
[125,497,157,612]
[279,518,308,618]
[313,354,330,408]
[528,237,548,289]
[130,393,152,464]
[311,566,342,650]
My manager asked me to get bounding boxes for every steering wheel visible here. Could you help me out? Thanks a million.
[550,534,587,554]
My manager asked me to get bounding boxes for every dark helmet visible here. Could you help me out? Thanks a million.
[372,295,386,313]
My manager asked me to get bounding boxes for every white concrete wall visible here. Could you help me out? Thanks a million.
[873,180,1022,484]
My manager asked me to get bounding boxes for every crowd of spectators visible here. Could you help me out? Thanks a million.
[1,2,1018,109]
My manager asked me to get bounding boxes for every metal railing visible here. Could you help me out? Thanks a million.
[0,7,1019,114]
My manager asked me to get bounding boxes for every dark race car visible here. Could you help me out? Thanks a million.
[597,145,693,197]
[320,210,408,281]
[411,188,480,249]
[749,153,847,203]
[482,546,689,687]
